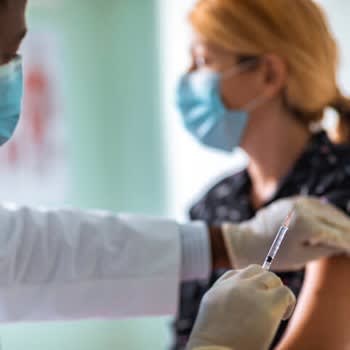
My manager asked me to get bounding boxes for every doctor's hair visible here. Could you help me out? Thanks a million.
[189,0,350,143]
[0,0,27,8]
[0,0,12,9]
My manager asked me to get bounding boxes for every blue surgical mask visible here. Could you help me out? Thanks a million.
[0,56,23,146]
[176,64,256,152]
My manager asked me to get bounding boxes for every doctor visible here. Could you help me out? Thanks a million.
[0,0,349,324]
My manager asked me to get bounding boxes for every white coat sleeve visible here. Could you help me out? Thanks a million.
[0,203,181,322]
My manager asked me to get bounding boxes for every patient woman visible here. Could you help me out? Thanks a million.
[174,1,350,349]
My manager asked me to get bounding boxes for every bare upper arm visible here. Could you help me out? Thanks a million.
[275,256,350,350]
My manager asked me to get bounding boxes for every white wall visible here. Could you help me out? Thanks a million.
[318,0,350,95]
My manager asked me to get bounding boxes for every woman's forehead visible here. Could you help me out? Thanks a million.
[190,32,237,57]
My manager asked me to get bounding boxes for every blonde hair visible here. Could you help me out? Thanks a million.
[190,0,350,143]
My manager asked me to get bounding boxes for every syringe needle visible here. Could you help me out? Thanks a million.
[262,210,295,271]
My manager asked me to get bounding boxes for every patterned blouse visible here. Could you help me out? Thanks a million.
[171,131,350,349]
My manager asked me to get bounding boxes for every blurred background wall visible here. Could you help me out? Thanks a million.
[0,0,348,349]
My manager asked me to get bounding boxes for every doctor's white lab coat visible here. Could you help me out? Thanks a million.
[0,203,182,322]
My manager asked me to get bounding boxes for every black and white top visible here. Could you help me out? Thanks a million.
[172,131,350,349]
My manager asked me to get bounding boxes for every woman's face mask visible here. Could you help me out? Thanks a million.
[0,56,23,146]
[176,59,262,152]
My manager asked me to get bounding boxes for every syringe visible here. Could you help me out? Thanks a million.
[262,210,295,271]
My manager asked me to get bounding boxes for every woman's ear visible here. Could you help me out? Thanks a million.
[261,54,288,99]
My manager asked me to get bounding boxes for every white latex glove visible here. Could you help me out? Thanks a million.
[222,196,350,271]
[187,265,296,350]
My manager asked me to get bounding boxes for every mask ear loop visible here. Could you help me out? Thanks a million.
[243,94,268,113]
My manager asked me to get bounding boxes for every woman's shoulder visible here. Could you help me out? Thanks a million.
[297,131,350,184]
[332,142,350,162]
[312,131,350,163]
[304,132,350,213]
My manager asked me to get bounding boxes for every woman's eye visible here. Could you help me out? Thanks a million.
[195,56,214,69]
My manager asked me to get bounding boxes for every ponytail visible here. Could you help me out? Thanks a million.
[330,93,350,144]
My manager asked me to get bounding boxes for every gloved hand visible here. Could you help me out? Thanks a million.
[222,196,350,271]
[187,265,296,350]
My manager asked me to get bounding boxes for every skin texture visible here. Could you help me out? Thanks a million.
[275,256,350,350]
[191,34,350,349]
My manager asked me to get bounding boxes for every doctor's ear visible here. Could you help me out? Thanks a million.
[260,54,288,99]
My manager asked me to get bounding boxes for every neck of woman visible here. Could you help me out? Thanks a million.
[241,104,311,208]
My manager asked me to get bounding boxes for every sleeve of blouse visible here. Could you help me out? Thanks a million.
[318,154,350,215]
